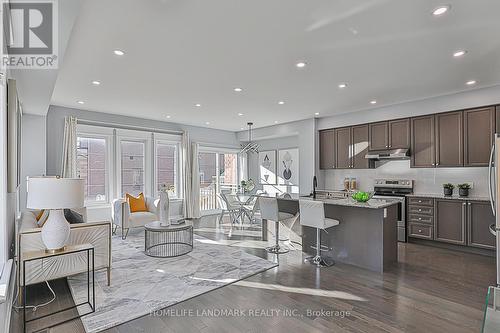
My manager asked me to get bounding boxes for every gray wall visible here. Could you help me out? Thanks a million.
[317,85,500,194]
[21,114,47,210]
[46,105,240,176]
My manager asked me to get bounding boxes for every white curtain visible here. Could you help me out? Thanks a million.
[182,132,201,218]
[191,142,201,218]
[61,116,77,178]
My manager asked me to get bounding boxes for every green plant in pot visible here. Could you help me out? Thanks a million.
[443,183,455,196]
[457,183,471,197]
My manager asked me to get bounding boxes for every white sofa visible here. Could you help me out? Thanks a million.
[16,209,112,292]
[112,196,159,239]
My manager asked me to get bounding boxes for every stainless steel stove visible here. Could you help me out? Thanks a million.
[372,179,414,242]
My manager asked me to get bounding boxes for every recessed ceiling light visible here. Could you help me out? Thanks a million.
[466,80,477,86]
[113,49,125,56]
[433,5,450,16]
[195,103,201,107]
[338,83,347,89]
[238,113,244,116]
[370,100,377,104]
[314,112,320,116]
[278,101,285,105]
[205,121,210,125]
[240,127,244,130]
[166,115,171,119]
[296,62,306,68]
[274,121,279,124]
[453,50,467,57]
[91,80,101,85]
[77,100,85,105]
[233,87,243,92]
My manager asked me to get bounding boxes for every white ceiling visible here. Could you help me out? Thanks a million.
[49,0,500,131]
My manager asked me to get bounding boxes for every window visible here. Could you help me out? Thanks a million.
[155,141,178,197]
[198,150,240,211]
[77,136,108,203]
[120,140,145,197]
[76,125,182,206]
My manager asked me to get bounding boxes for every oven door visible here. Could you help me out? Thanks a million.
[373,194,406,242]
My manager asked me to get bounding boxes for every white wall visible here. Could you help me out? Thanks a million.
[20,114,47,210]
[325,160,488,197]
[237,119,316,195]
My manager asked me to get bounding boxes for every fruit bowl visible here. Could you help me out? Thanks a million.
[351,191,373,203]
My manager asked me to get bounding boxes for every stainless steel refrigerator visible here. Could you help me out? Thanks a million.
[488,133,500,287]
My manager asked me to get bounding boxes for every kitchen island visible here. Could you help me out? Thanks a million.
[258,194,399,273]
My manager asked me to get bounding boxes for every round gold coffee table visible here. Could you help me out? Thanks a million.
[144,220,193,257]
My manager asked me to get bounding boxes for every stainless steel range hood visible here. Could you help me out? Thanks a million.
[365,148,410,160]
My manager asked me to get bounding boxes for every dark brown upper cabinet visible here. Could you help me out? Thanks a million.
[411,115,435,168]
[388,119,410,149]
[463,107,495,167]
[434,199,466,245]
[352,124,370,169]
[335,127,352,169]
[319,129,335,170]
[435,111,463,167]
[368,122,388,150]
[369,119,410,151]
[467,201,495,250]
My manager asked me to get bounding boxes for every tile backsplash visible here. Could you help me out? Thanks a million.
[323,160,489,196]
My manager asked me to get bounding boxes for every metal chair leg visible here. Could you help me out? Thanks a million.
[121,228,129,240]
[305,228,334,267]
[266,220,289,254]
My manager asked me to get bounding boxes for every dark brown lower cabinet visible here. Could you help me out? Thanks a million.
[434,199,466,245]
[467,201,496,249]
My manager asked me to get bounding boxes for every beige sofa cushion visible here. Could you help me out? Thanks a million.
[129,211,158,227]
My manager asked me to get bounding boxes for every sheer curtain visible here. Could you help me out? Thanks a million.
[191,142,200,218]
[61,116,77,178]
[182,132,201,218]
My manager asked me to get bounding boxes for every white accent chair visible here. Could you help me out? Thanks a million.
[112,196,159,239]
[299,199,340,267]
[259,197,294,254]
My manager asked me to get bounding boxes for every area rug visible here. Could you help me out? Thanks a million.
[68,232,277,333]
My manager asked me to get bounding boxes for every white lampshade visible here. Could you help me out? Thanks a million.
[27,177,84,209]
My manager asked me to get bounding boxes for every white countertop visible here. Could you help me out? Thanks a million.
[407,193,490,202]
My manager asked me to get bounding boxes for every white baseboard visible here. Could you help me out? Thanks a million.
[0,259,15,333]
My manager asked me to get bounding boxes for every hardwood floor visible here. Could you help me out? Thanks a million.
[10,216,496,333]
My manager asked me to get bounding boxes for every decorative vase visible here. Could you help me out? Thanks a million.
[41,209,70,252]
[443,188,453,196]
[459,188,469,197]
[159,185,170,226]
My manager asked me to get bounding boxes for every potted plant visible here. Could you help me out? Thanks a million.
[458,183,471,197]
[443,183,455,196]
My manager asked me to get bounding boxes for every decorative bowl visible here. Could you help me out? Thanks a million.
[351,191,373,203]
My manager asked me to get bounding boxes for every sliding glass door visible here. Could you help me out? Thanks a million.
[198,150,239,212]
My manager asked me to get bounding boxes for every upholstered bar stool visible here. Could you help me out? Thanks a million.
[259,197,294,254]
[299,199,340,267]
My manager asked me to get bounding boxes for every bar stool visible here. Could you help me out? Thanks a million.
[299,199,340,267]
[259,197,294,254]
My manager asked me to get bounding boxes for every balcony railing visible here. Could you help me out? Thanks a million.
[199,183,238,211]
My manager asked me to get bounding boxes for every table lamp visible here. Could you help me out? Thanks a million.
[27,177,84,253]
